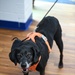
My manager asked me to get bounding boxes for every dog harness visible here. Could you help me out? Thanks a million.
[29,56,41,71]
[41,34,51,53]
[28,35,50,71]
[27,33,51,53]
[26,33,51,71]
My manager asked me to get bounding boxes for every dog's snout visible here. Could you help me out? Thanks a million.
[21,64,26,68]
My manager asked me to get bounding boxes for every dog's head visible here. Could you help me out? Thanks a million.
[9,38,40,73]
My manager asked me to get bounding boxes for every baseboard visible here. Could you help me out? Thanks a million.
[0,14,33,30]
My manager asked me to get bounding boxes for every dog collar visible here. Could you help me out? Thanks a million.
[29,56,41,71]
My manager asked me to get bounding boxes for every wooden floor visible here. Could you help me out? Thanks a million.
[0,1,75,75]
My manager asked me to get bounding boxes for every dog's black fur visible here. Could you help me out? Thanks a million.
[9,16,63,75]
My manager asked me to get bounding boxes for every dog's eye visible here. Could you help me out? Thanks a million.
[17,54,23,58]
[26,53,31,59]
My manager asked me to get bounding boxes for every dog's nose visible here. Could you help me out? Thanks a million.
[21,64,26,68]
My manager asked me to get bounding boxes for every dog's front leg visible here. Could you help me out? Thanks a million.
[58,54,63,68]
[39,70,45,75]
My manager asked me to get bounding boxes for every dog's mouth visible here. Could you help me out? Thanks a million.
[22,68,29,73]
[20,62,32,73]
[23,68,28,71]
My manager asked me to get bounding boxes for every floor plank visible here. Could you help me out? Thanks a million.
[0,1,75,75]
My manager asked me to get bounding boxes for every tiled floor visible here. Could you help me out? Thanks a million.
[33,0,75,36]
[40,0,75,4]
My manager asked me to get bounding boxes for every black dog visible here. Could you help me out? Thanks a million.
[9,16,63,75]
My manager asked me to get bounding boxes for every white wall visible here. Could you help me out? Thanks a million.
[0,0,32,23]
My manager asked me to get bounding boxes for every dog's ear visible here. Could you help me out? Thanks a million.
[9,50,17,65]
[9,38,22,65]
[11,38,22,51]
[32,47,40,64]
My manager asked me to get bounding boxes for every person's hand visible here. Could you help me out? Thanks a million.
[26,32,42,42]
[26,32,37,42]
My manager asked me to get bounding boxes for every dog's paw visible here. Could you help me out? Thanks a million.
[58,62,63,69]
